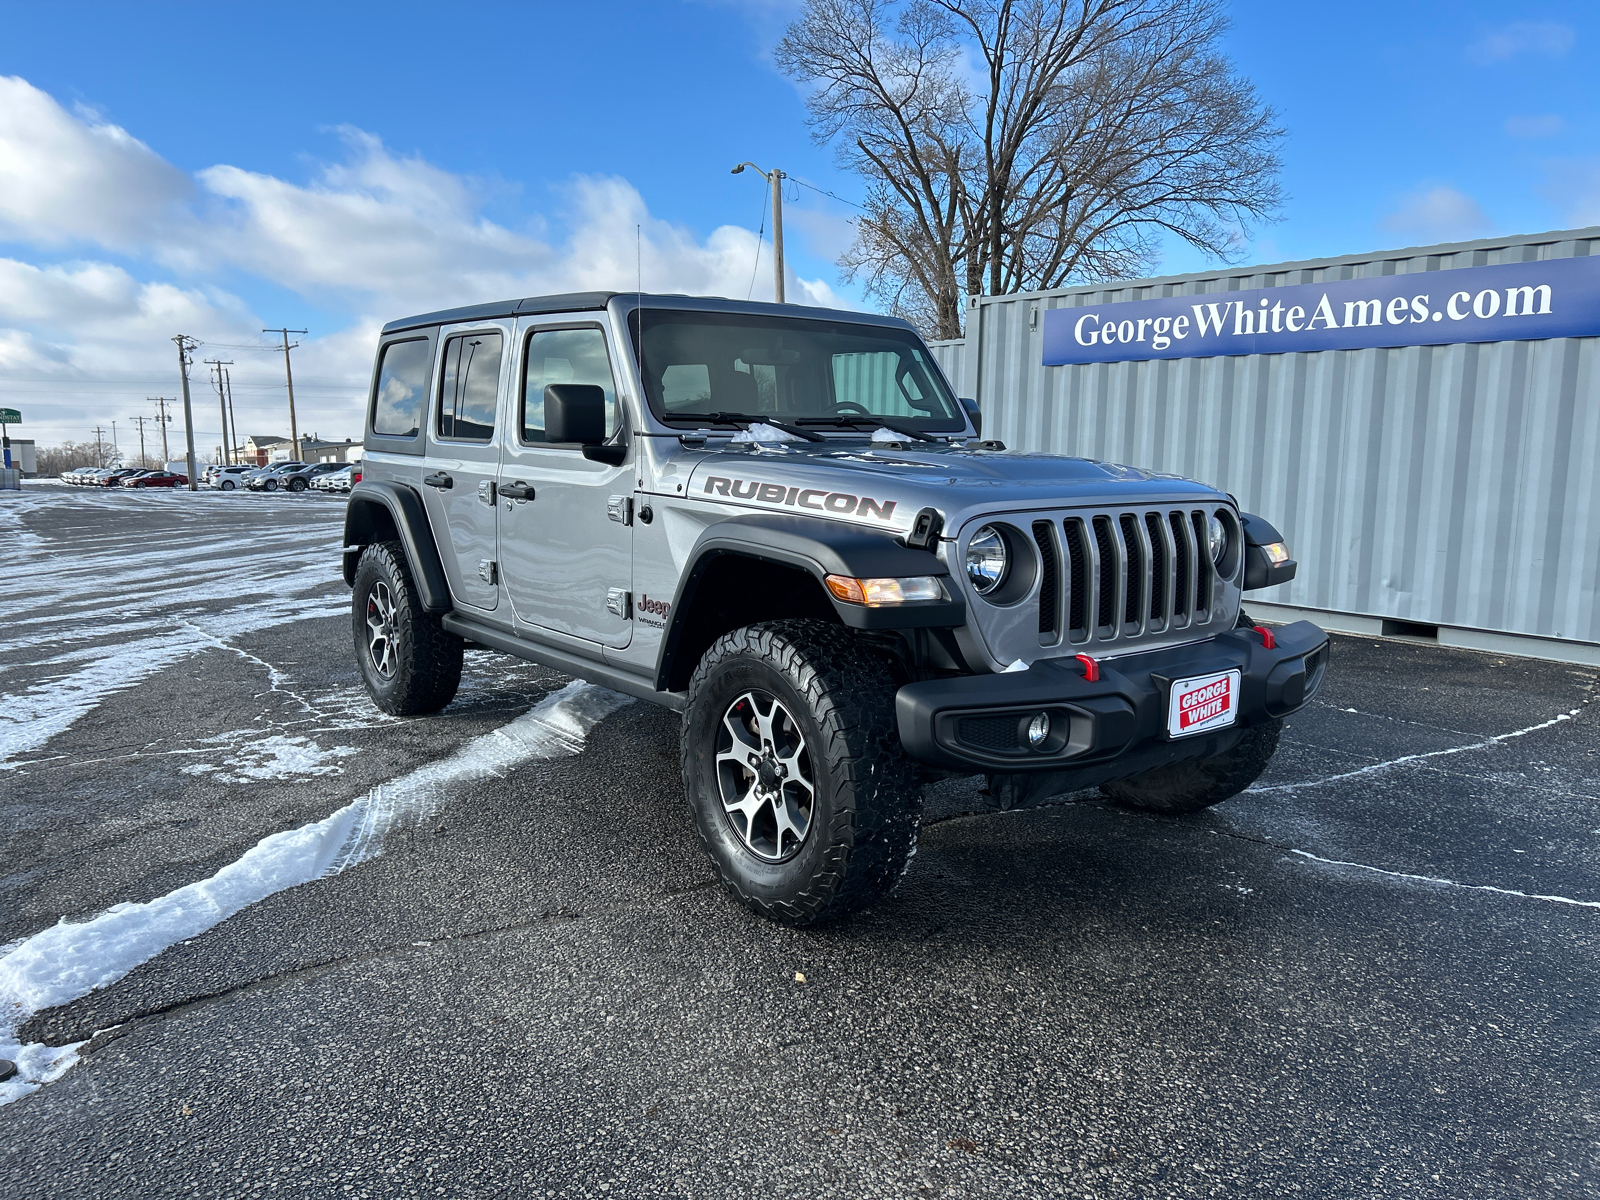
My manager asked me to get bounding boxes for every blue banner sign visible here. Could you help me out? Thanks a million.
[1042,254,1600,365]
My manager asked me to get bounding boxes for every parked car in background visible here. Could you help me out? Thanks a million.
[275,462,344,492]
[205,465,256,491]
[244,462,309,491]
[124,470,187,488]
[310,464,361,493]
[96,469,142,487]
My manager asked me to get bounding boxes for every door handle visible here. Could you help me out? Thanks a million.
[499,480,534,501]
[423,471,453,490]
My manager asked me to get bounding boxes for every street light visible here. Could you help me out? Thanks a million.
[732,161,785,304]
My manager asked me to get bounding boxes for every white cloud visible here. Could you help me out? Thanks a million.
[1466,22,1574,63]
[0,77,189,249]
[1380,185,1493,245]
[1503,114,1564,139]
[0,77,840,448]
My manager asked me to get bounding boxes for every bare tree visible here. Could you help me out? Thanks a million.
[777,0,1283,338]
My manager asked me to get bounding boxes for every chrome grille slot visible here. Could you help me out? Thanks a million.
[1144,512,1167,626]
[1092,516,1117,631]
[1170,512,1192,622]
[1118,514,1143,627]
[1063,519,1089,639]
[1190,510,1212,615]
[1032,521,1060,641]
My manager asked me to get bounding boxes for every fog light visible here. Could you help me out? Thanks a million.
[1026,712,1051,749]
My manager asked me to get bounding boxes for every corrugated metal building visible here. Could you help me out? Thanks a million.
[932,227,1600,665]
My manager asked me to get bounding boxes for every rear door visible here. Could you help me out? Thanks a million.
[420,322,509,613]
[498,320,633,648]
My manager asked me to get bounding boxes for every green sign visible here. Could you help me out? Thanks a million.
[0,408,19,423]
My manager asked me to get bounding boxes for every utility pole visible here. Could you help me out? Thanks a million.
[149,398,175,463]
[204,358,234,464]
[265,327,307,460]
[91,426,107,468]
[173,335,201,490]
[132,414,152,467]
[223,368,238,465]
[731,162,785,303]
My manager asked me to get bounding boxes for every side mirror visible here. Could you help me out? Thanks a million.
[959,396,981,437]
[544,384,607,445]
[545,383,626,465]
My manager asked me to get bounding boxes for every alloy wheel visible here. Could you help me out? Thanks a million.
[714,690,816,862]
[365,581,397,679]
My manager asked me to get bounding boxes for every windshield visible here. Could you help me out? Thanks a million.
[631,310,964,433]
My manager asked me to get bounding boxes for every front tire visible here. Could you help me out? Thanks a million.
[352,541,462,715]
[1100,719,1281,814]
[289,478,307,492]
[682,620,922,925]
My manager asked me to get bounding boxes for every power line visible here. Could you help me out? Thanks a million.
[789,176,865,210]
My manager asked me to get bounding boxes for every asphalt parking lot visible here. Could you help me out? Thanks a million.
[1,484,1596,1199]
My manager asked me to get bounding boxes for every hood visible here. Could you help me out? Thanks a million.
[683,440,1227,537]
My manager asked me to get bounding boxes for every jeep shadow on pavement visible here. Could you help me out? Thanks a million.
[341,292,1328,925]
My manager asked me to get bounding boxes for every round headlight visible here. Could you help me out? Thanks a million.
[966,526,1009,595]
[1207,514,1226,563]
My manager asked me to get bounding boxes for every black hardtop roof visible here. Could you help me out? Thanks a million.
[380,293,915,336]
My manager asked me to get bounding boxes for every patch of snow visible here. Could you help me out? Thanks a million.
[0,680,631,1105]
[1287,849,1600,910]
[1002,659,1029,673]
[730,423,803,444]
[870,428,907,443]
[180,735,358,783]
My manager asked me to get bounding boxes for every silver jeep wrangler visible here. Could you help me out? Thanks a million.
[344,292,1328,924]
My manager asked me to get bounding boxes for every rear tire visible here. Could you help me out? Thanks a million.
[681,619,922,925]
[221,479,236,490]
[352,541,462,715]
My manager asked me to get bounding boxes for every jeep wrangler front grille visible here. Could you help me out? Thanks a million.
[958,502,1241,670]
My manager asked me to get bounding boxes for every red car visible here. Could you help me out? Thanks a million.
[124,471,188,488]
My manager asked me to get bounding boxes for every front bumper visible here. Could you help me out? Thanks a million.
[896,621,1329,773]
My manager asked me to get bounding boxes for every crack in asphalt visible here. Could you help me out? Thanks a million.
[45,909,592,1054]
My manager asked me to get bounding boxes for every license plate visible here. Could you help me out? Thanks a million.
[1168,669,1241,738]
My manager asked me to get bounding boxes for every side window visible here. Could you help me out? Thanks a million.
[437,331,503,442]
[371,338,432,437]
[522,327,618,443]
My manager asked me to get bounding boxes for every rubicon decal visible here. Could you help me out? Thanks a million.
[1167,669,1240,738]
[702,476,897,521]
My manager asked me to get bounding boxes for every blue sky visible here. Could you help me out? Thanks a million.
[1,0,1595,448]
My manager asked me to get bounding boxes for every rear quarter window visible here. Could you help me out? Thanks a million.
[371,337,433,438]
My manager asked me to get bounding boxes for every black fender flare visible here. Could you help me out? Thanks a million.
[342,480,452,612]
[653,511,964,691]
[1240,512,1298,591]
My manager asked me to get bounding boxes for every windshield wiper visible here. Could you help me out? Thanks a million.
[670,412,824,442]
[794,416,938,442]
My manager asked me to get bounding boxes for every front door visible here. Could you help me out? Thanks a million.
[420,323,508,612]
[498,321,632,648]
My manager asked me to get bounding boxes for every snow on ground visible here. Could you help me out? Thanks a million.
[0,681,632,1105]
[0,488,348,766]
[180,734,359,783]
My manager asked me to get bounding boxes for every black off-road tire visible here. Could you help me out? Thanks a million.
[1099,719,1281,815]
[681,619,922,925]
[1100,605,1280,814]
[352,541,462,715]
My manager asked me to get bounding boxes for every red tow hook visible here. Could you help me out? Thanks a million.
[1074,653,1100,682]
[1252,625,1277,650]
